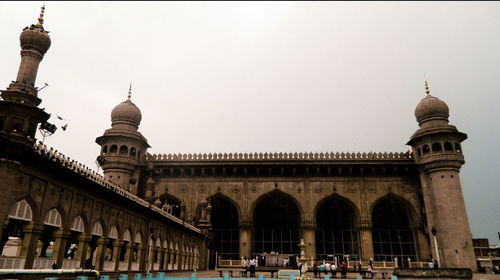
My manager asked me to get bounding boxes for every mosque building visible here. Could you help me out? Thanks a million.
[0,7,477,272]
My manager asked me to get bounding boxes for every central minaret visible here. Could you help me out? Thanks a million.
[407,82,476,269]
[0,6,51,150]
[95,85,150,193]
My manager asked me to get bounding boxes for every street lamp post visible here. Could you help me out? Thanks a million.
[431,227,441,268]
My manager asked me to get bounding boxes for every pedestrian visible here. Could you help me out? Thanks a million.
[242,257,248,277]
[341,259,348,278]
[249,257,257,277]
[319,262,326,277]
[325,262,331,276]
[313,261,318,278]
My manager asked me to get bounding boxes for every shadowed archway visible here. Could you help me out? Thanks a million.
[252,190,300,256]
[208,195,240,268]
[315,195,360,261]
[371,195,417,266]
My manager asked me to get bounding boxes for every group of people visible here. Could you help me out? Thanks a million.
[241,257,258,277]
[313,259,372,278]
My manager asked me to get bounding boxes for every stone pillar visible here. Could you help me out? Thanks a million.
[167,248,173,269]
[112,240,122,271]
[302,220,316,259]
[125,242,133,270]
[77,233,91,268]
[413,225,431,262]
[239,220,251,258]
[52,229,71,268]
[20,222,43,269]
[95,237,108,271]
[136,244,145,270]
[358,219,374,261]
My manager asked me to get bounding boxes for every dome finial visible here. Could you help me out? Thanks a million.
[36,4,45,28]
[424,80,431,96]
[128,82,132,100]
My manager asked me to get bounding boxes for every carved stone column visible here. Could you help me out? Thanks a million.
[136,244,145,271]
[112,239,122,271]
[20,222,44,269]
[125,242,134,270]
[77,233,91,268]
[95,237,109,271]
[52,228,71,268]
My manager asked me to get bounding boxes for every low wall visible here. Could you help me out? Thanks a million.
[393,268,473,280]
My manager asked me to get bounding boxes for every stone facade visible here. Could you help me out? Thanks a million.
[0,7,477,272]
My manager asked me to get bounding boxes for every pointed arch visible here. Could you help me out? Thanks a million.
[250,189,303,218]
[315,193,360,260]
[8,199,34,222]
[123,229,131,242]
[134,231,143,244]
[371,193,418,265]
[43,208,63,227]
[70,215,86,233]
[92,221,104,236]
[206,193,240,267]
[109,225,119,239]
[155,238,161,247]
[313,193,360,223]
[252,189,301,257]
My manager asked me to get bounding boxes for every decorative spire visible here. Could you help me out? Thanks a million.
[424,80,431,95]
[36,4,45,28]
[127,82,132,100]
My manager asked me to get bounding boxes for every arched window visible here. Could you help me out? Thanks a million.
[119,145,128,155]
[316,195,359,261]
[110,145,117,154]
[455,143,462,153]
[71,216,85,232]
[43,209,62,227]
[102,146,108,155]
[417,148,422,157]
[432,142,442,153]
[109,225,118,239]
[422,144,430,154]
[92,221,103,236]
[444,142,453,151]
[372,196,417,266]
[8,200,33,221]
[130,147,137,157]
[123,230,131,242]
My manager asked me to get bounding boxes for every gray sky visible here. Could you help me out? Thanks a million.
[1,1,499,244]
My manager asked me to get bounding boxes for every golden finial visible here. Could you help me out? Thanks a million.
[424,80,430,95]
[127,82,132,100]
[36,4,45,28]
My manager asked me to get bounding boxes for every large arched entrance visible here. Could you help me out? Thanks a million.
[315,195,360,263]
[372,195,417,267]
[252,191,300,267]
[208,195,239,268]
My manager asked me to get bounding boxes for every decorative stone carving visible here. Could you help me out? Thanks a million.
[345,183,358,193]
[199,185,206,193]
[250,183,257,193]
[402,184,414,193]
[180,185,188,193]
[313,185,321,193]
[232,185,239,193]
[366,185,377,194]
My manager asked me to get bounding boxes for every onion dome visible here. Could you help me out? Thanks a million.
[414,81,449,124]
[110,84,142,127]
[20,5,51,55]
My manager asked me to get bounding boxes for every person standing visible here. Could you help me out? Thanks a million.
[325,262,331,276]
[249,257,257,277]
[313,261,318,278]
[242,258,248,277]
[341,259,348,278]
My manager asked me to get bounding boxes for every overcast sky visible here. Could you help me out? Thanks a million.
[1,1,499,244]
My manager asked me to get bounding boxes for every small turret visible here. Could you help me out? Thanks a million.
[95,84,150,193]
[407,81,475,269]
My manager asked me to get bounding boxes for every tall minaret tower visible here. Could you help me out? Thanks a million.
[0,6,51,151]
[407,82,476,269]
[95,85,150,193]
